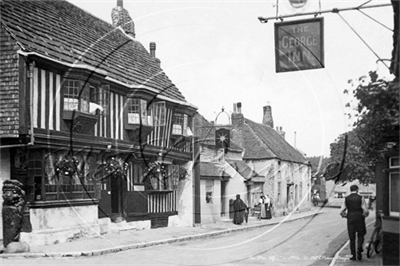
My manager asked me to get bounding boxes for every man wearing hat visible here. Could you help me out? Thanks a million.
[340,184,369,260]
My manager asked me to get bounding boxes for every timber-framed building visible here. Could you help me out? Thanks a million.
[0,0,197,245]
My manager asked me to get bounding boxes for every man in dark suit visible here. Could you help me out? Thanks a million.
[340,185,369,260]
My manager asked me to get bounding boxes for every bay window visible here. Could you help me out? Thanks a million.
[126,98,153,126]
[153,101,166,126]
[63,79,90,112]
[172,113,188,136]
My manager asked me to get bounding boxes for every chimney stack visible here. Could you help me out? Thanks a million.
[237,102,242,114]
[276,126,286,139]
[262,104,274,128]
[111,0,136,38]
[232,102,244,127]
[150,42,156,57]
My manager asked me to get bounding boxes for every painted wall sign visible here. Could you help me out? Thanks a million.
[274,17,324,73]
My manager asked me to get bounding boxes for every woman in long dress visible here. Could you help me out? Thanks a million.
[265,195,272,219]
[233,194,247,225]
[259,195,267,219]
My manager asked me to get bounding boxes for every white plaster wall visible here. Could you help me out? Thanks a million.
[30,205,98,230]
[248,159,312,216]
[22,204,100,245]
[223,162,248,214]
[173,161,194,227]
[200,179,221,224]
[0,149,11,241]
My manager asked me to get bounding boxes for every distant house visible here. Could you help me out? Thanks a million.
[193,103,312,223]
[0,0,197,245]
[230,103,312,216]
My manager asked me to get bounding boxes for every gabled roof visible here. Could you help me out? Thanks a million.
[242,118,307,164]
[0,0,190,104]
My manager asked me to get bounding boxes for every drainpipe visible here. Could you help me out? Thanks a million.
[0,61,35,149]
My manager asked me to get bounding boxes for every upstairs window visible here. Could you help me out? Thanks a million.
[172,113,188,135]
[127,98,153,126]
[90,85,109,115]
[172,113,183,135]
[63,79,90,113]
[127,98,140,124]
[153,102,166,126]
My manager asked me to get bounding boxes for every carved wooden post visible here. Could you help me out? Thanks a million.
[2,180,25,247]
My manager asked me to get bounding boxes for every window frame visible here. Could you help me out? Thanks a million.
[63,79,93,113]
[126,98,154,126]
[389,156,399,217]
[206,179,214,203]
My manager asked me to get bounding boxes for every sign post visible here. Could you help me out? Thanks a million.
[274,17,324,73]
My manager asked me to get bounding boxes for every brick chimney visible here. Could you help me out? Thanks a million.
[232,102,244,127]
[149,42,161,65]
[262,104,274,128]
[231,102,244,149]
[111,0,135,38]
[276,126,286,139]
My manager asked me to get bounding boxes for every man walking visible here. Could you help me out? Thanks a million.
[340,185,369,260]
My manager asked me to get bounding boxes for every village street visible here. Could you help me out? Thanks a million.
[1,207,376,266]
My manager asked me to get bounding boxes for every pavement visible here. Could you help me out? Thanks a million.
[330,217,383,266]
[0,210,325,259]
[0,209,382,266]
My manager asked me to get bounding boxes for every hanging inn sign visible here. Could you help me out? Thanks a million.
[274,17,324,73]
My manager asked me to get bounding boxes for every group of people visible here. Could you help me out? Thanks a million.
[232,194,273,225]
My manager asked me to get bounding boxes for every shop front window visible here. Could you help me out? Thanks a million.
[42,152,96,201]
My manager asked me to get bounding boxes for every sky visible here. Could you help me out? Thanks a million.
[67,0,394,157]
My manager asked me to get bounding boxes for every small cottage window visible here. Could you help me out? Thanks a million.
[206,179,214,203]
[277,181,281,203]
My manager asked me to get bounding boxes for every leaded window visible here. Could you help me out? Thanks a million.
[63,79,90,112]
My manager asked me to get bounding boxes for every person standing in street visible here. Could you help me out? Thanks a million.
[233,194,247,225]
[340,185,369,261]
[264,195,273,219]
[259,195,267,219]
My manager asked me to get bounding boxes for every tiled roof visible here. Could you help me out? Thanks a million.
[226,159,262,181]
[199,162,229,178]
[0,0,187,102]
[242,118,307,164]
[0,23,20,137]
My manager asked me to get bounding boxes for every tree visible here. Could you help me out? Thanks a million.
[326,129,375,184]
[351,71,399,164]
[305,156,330,176]
[325,71,399,185]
